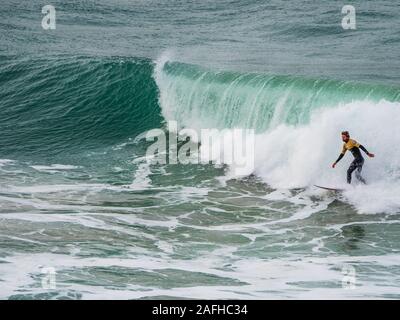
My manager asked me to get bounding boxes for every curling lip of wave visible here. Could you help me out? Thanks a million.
[154,58,400,132]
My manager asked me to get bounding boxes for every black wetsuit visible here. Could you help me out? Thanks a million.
[335,139,369,184]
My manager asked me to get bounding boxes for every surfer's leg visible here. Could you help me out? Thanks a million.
[355,160,366,184]
[347,161,357,184]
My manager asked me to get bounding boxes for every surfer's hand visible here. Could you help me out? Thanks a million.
[368,153,375,158]
[332,162,336,168]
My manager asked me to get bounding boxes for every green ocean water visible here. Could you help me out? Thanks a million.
[1,0,400,299]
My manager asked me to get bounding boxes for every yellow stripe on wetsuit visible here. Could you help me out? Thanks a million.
[341,139,360,155]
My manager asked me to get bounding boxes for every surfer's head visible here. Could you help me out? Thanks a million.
[341,131,350,142]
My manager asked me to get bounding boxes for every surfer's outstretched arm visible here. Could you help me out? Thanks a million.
[335,153,344,163]
[332,153,344,168]
[359,144,375,158]
[332,148,346,168]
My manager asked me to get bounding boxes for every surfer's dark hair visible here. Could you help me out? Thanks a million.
[341,131,350,137]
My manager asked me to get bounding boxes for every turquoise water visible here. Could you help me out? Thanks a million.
[1,0,400,299]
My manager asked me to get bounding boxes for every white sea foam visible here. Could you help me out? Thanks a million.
[1,250,400,299]
[249,100,400,214]
[31,164,81,172]
[129,161,152,190]
[0,159,15,167]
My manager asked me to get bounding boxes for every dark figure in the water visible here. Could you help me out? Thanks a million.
[332,131,375,184]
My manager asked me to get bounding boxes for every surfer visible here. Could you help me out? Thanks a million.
[332,131,375,184]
